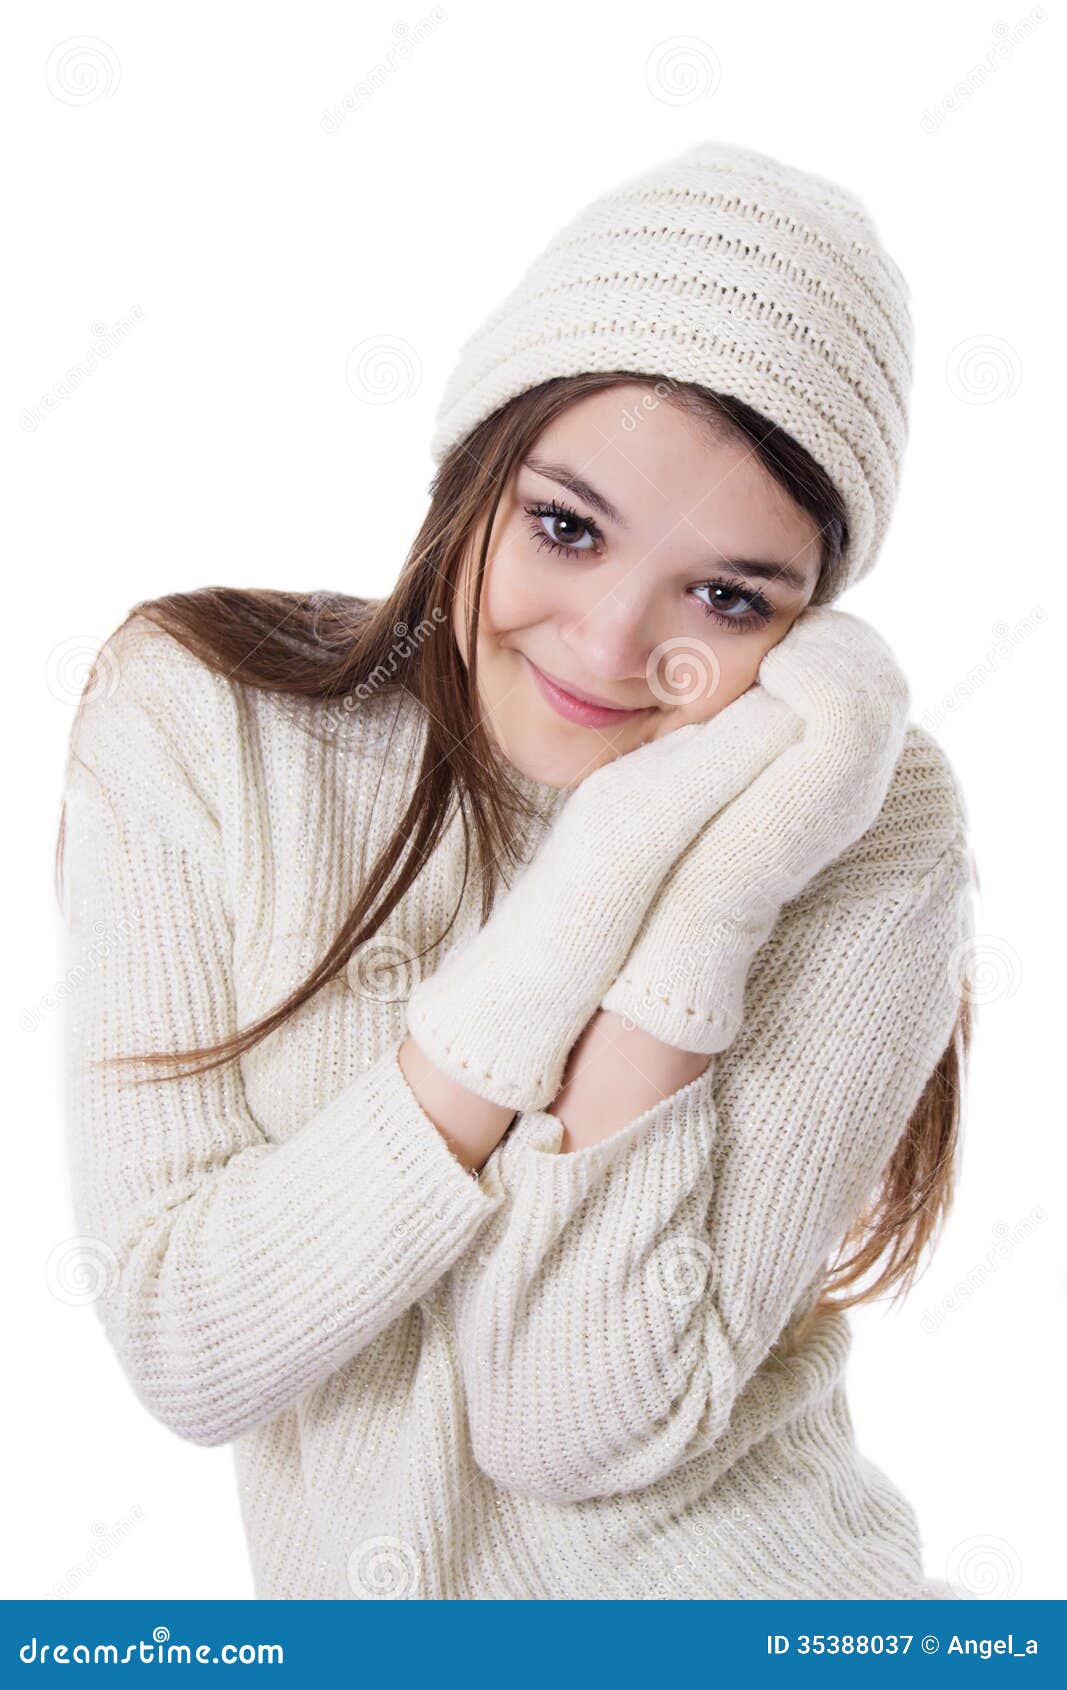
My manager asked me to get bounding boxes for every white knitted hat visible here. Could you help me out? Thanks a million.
[429,140,914,594]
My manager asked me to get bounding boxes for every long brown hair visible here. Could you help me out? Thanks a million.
[57,370,972,1331]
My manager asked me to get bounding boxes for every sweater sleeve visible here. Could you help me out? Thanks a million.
[447,825,974,1504]
[60,619,507,1449]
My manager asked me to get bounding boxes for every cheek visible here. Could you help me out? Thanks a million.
[658,630,775,726]
[702,616,802,718]
[711,631,772,697]
[481,542,551,639]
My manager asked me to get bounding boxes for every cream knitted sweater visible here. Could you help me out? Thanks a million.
[61,615,975,1601]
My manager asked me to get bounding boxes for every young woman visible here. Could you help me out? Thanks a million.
[59,141,976,1600]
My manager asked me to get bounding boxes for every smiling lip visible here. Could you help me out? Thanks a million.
[523,655,653,727]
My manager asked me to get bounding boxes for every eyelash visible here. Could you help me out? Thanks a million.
[522,498,776,633]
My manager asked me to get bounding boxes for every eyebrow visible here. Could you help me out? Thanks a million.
[521,455,814,595]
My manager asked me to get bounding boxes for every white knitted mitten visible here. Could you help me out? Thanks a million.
[404,686,799,1113]
[601,607,911,1053]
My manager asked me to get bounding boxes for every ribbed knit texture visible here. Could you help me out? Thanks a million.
[429,139,913,592]
[61,616,975,1600]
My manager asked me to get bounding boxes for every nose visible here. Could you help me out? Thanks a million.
[556,570,657,688]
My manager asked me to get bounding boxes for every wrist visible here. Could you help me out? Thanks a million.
[551,1009,710,1153]
[397,1034,515,1172]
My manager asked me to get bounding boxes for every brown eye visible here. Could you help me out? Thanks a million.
[524,500,604,556]
[692,577,775,632]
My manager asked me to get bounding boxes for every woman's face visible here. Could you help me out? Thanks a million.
[452,382,824,788]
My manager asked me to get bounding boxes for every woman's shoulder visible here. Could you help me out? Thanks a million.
[72,611,237,745]
[64,611,423,853]
[63,613,238,856]
[788,720,973,913]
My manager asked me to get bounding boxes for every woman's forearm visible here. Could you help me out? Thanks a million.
[398,1034,516,1173]
[400,1008,709,1170]
[548,1009,711,1153]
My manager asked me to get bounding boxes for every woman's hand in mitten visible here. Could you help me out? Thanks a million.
[404,683,799,1115]
[601,606,911,1054]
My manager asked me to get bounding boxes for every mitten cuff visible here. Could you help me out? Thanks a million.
[602,914,774,1056]
[601,970,745,1055]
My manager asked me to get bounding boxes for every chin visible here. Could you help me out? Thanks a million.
[483,719,574,790]
[503,746,576,790]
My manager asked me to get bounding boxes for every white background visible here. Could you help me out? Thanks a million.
[3,0,1063,1601]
